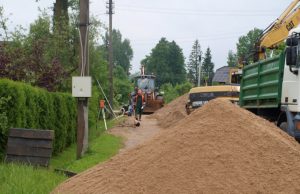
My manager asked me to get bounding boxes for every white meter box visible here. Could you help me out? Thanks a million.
[72,76,92,97]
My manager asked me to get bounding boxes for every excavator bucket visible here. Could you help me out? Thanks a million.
[143,99,164,114]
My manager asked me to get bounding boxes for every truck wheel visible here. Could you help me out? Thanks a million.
[279,122,288,133]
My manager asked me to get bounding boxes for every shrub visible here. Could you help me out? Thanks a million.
[161,82,192,103]
[0,79,77,157]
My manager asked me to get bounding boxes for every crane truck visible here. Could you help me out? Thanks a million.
[239,0,300,140]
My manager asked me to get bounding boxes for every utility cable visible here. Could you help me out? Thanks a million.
[78,25,89,76]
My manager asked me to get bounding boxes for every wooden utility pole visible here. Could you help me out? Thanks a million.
[107,0,114,109]
[198,55,201,87]
[77,0,89,159]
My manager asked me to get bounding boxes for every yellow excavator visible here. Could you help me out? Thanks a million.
[186,0,300,115]
[254,0,300,61]
[185,67,241,114]
[239,0,300,140]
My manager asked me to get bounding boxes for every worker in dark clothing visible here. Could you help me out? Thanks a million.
[135,89,145,121]
[128,87,138,116]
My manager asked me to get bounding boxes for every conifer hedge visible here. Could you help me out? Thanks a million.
[0,79,77,157]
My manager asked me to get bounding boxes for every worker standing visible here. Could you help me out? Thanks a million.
[135,89,145,122]
[128,87,138,116]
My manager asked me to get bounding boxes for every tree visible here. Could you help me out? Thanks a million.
[227,50,238,67]
[53,0,69,27]
[103,29,133,75]
[236,28,263,64]
[141,38,186,87]
[187,39,202,86]
[201,47,214,86]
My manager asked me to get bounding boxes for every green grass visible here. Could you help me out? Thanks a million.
[0,119,124,194]
[51,132,122,173]
[51,119,122,172]
[0,163,66,194]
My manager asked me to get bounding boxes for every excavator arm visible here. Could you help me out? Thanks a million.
[256,0,300,60]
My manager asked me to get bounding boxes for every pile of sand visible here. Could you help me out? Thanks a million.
[152,93,188,128]
[54,99,300,194]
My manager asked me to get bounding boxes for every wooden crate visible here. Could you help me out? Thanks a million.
[5,128,54,167]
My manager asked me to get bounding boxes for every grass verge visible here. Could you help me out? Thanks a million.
[51,132,122,173]
[0,119,124,194]
[0,163,66,194]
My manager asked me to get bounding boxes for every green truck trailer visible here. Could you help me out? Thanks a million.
[240,30,300,140]
[240,54,285,113]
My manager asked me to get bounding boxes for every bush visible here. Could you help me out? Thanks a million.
[0,79,77,157]
[161,82,192,103]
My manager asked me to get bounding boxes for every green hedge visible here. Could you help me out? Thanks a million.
[0,79,77,158]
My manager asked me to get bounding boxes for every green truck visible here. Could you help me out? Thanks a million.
[240,31,300,140]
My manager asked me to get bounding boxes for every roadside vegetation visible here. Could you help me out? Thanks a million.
[0,120,122,194]
[51,121,122,173]
[0,0,273,193]
[0,163,66,194]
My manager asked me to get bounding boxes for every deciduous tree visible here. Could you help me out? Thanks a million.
[141,38,186,86]
[103,29,133,75]
[227,50,238,67]
[236,28,263,64]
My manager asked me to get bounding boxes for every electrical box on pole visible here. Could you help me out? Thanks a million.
[76,0,90,159]
[72,76,92,98]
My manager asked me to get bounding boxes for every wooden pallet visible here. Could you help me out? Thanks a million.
[6,128,54,167]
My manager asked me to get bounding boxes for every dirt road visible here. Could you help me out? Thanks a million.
[109,115,162,152]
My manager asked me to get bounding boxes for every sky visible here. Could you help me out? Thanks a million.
[1,0,293,73]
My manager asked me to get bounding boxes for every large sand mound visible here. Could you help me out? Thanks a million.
[54,99,300,194]
[152,93,188,128]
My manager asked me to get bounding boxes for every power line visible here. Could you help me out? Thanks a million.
[116,6,279,16]
[117,4,280,13]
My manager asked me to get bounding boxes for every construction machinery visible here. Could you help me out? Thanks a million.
[134,66,164,113]
[254,0,300,61]
[239,0,300,141]
[185,66,241,114]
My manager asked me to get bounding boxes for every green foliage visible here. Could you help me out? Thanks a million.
[142,38,186,87]
[236,28,263,64]
[0,163,66,194]
[266,42,286,58]
[0,9,78,92]
[113,66,133,105]
[1,5,132,108]
[201,47,214,86]
[0,79,77,157]
[0,122,122,194]
[103,29,133,74]
[0,96,10,159]
[227,50,238,67]
[161,82,192,103]
[88,86,102,131]
[187,39,202,86]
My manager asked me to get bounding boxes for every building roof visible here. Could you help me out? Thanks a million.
[212,66,231,83]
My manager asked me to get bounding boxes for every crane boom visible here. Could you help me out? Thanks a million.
[256,0,300,60]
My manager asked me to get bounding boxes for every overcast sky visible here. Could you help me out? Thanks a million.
[1,0,292,73]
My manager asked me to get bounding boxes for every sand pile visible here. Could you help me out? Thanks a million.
[54,99,300,194]
[152,93,188,128]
